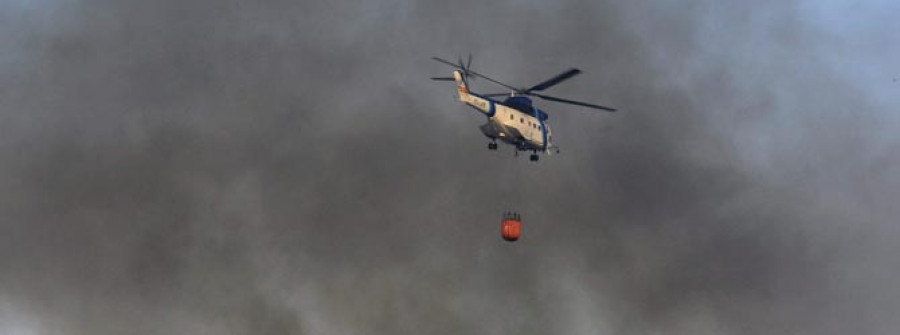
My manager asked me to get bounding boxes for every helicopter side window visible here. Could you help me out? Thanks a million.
[520,118,524,123]
[510,114,513,120]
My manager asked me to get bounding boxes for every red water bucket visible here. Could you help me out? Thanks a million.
[501,212,521,242]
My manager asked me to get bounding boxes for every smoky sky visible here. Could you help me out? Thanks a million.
[1,0,899,334]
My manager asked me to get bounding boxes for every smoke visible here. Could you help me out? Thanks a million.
[1,0,898,334]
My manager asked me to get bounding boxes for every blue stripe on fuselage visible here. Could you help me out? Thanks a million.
[533,107,548,150]
[539,120,547,150]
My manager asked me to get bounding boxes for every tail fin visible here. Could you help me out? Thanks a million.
[453,70,468,94]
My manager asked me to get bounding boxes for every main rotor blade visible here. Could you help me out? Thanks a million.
[465,69,521,92]
[526,68,582,92]
[431,77,455,81]
[531,93,617,112]
[481,93,511,97]
[432,56,520,92]
[433,57,462,69]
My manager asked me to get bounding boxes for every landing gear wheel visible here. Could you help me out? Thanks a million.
[529,154,539,162]
[488,142,497,150]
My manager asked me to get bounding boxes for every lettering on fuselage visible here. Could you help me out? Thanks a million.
[469,98,488,110]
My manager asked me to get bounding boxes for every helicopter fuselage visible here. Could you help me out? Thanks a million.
[453,71,553,152]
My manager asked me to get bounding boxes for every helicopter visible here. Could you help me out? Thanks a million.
[432,56,616,161]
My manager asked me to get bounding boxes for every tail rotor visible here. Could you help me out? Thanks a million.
[431,55,477,86]
[456,54,474,86]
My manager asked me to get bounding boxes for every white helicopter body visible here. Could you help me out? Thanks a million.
[451,70,554,156]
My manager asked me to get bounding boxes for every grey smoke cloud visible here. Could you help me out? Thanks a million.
[1,0,898,334]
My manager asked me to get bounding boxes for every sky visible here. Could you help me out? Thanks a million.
[1,0,899,334]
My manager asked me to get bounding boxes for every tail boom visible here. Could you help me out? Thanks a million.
[453,70,494,117]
